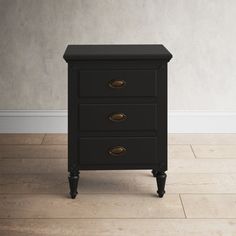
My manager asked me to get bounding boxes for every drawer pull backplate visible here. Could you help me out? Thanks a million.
[109,80,126,89]
[109,113,127,122]
[108,146,127,156]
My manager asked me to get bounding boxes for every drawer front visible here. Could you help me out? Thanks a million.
[79,70,157,97]
[79,137,157,165]
[79,104,157,131]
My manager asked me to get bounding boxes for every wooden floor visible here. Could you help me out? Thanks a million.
[0,134,236,235]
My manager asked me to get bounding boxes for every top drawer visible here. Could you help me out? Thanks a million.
[79,70,157,97]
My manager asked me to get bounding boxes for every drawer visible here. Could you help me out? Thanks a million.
[79,104,157,131]
[79,70,157,97]
[79,137,157,165]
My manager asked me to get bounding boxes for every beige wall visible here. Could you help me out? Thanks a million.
[0,0,236,110]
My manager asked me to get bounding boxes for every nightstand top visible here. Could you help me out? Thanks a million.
[63,44,172,62]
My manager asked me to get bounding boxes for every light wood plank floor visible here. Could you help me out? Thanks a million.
[0,134,236,236]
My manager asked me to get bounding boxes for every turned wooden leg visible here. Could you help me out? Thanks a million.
[68,171,79,199]
[152,169,157,177]
[156,171,167,198]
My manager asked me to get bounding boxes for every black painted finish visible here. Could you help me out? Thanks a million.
[68,171,79,199]
[79,104,157,131]
[156,172,167,198]
[64,44,172,61]
[79,137,158,165]
[64,45,172,199]
[79,69,157,97]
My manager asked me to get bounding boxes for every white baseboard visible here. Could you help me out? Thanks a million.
[169,111,236,133]
[0,110,236,133]
[0,110,67,133]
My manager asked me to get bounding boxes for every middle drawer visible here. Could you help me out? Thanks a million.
[79,104,157,131]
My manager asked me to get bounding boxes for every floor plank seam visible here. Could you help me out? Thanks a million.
[179,194,187,219]
[40,134,47,145]
[190,144,197,159]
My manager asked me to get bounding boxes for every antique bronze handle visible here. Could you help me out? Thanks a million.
[109,113,127,122]
[108,146,126,156]
[109,80,126,89]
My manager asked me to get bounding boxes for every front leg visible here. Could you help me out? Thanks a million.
[68,171,79,199]
[156,171,167,198]
[151,169,157,177]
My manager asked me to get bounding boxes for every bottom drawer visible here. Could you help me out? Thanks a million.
[79,137,157,165]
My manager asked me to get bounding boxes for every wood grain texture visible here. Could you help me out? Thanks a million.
[169,158,236,173]
[2,157,236,174]
[1,172,236,194]
[0,159,66,174]
[1,219,236,236]
[169,134,236,145]
[0,134,44,145]
[42,134,67,145]
[0,194,184,219]
[181,194,236,218]
[168,145,195,159]
[1,134,236,236]
[192,145,236,158]
[0,145,67,159]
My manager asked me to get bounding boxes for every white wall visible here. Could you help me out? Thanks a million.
[0,0,236,132]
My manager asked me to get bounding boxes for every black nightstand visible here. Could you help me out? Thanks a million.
[63,45,172,199]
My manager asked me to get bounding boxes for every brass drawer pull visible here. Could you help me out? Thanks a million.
[109,113,127,122]
[109,80,126,89]
[108,146,126,156]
